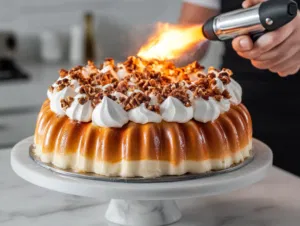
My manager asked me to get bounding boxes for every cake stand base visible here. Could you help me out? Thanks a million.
[106,200,181,226]
[11,137,272,226]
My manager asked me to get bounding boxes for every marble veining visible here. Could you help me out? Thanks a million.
[1,149,300,226]
[105,200,182,226]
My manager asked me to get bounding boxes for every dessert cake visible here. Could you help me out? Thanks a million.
[34,57,252,178]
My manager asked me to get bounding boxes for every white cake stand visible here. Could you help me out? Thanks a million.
[11,137,272,226]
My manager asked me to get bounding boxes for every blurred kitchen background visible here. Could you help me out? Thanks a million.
[0,0,223,148]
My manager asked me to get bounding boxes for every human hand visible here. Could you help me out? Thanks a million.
[232,0,300,77]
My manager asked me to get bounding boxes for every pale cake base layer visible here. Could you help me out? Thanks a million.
[34,141,252,178]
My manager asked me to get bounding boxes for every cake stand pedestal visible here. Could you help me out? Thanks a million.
[11,137,272,226]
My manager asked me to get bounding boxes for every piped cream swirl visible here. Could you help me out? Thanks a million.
[214,78,226,92]
[48,77,80,99]
[218,98,231,113]
[129,103,162,124]
[194,97,221,123]
[50,87,76,116]
[226,78,242,104]
[160,97,193,123]
[92,96,129,128]
[66,94,93,122]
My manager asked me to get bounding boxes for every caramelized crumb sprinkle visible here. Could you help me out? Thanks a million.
[222,90,231,99]
[48,85,54,93]
[78,96,88,105]
[60,96,74,110]
[54,56,235,109]
[59,69,68,78]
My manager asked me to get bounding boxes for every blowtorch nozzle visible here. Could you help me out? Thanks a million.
[202,0,298,41]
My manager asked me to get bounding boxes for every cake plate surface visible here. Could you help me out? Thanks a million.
[11,137,272,226]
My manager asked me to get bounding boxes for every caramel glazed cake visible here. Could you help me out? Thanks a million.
[34,56,252,178]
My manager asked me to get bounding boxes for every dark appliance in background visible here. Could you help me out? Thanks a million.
[0,31,29,81]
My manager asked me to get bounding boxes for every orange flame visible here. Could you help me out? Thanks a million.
[137,23,205,61]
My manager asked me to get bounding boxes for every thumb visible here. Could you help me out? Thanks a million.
[232,35,254,52]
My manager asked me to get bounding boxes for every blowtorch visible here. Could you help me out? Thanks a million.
[202,0,298,41]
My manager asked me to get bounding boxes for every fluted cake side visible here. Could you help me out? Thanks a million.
[34,100,252,178]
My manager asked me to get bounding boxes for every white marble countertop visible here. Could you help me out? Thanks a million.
[1,148,300,226]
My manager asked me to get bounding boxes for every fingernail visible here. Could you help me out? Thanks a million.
[240,38,250,50]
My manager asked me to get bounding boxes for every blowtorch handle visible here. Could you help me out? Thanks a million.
[259,0,298,32]
[250,0,298,42]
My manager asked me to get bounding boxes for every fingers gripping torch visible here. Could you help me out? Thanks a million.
[202,0,298,42]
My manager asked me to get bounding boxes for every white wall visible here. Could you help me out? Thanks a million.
[0,0,223,67]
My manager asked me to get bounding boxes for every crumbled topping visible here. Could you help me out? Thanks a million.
[61,96,74,110]
[122,92,151,111]
[218,71,231,85]
[78,96,89,105]
[104,57,114,65]
[208,66,220,73]
[194,88,210,100]
[222,90,231,99]
[170,87,191,107]
[116,80,129,94]
[79,85,101,97]
[69,65,83,75]
[146,104,160,114]
[56,77,70,87]
[214,95,223,102]
[53,56,234,111]
[207,73,216,79]
[185,61,205,73]
[56,84,66,92]
[222,68,233,76]
[99,72,118,86]
[59,69,68,78]
[48,85,54,93]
